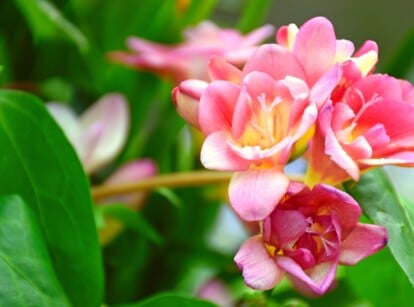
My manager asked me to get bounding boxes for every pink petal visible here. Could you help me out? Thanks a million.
[239,24,275,48]
[356,99,414,140]
[325,128,360,181]
[360,152,414,166]
[242,44,306,81]
[80,93,129,174]
[276,24,299,49]
[234,235,284,290]
[199,81,240,135]
[342,135,372,160]
[200,131,251,171]
[293,17,337,85]
[339,223,388,265]
[229,169,289,221]
[277,256,338,296]
[173,79,208,129]
[310,65,342,108]
[127,37,168,53]
[334,39,355,62]
[105,159,157,184]
[354,40,378,57]
[263,209,308,247]
[291,184,361,237]
[46,103,81,144]
[208,56,242,83]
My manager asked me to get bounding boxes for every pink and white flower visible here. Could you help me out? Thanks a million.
[108,20,274,83]
[234,183,387,296]
[47,93,129,175]
[306,74,414,185]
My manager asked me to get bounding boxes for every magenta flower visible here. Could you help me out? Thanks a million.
[108,20,274,83]
[234,183,387,296]
[307,74,414,185]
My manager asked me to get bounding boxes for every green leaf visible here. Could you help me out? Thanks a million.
[115,292,217,307]
[0,195,70,306]
[101,203,163,245]
[0,90,103,307]
[343,168,414,286]
[346,247,414,307]
[13,0,88,51]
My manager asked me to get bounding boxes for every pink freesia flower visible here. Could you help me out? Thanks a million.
[306,74,414,185]
[173,17,382,221]
[234,182,387,296]
[108,20,274,83]
[47,93,129,175]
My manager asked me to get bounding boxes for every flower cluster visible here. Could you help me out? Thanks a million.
[170,17,414,295]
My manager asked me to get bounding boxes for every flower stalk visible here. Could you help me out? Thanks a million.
[91,170,305,201]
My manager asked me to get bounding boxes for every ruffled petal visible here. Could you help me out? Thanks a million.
[234,235,284,290]
[229,169,289,221]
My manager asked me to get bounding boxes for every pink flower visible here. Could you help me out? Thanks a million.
[103,159,157,209]
[108,20,274,83]
[306,74,414,185]
[276,17,378,87]
[196,278,234,307]
[234,183,387,296]
[47,93,129,175]
[172,17,383,221]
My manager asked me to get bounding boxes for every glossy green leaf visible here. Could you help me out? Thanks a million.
[115,292,217,307]
[343,168,414,286]
[0,195,70,306]
[13,0,88,51]
[0,90,103,307]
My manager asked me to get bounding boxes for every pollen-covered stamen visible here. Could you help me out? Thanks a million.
[240,93,287,149]
[304,217,338,256]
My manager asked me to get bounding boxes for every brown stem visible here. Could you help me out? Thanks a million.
[92,170,232,201]
[91,170,305,201]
